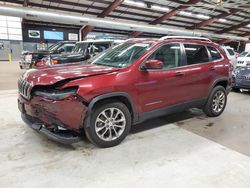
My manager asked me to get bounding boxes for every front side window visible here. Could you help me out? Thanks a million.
[88,43,151,68]
[147,43,181,69]
[207,46,222,61]
[184,44,209,65]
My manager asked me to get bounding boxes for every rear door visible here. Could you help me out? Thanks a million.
[179,43,220,100]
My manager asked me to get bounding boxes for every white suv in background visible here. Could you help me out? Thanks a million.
[236,51,250,67]
[222,46,237,68]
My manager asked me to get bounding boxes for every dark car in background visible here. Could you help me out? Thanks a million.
[39,40,121,67]
[19,41,76,69]
[232,66,250,92]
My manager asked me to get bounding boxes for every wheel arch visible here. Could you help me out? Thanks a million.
[84,92,139,128]
[208,77,229,98]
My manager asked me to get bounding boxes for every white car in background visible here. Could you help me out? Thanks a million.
[236,51,250,67]
[221,46,237,68]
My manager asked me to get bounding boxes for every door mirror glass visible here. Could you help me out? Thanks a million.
[144,59,164,69]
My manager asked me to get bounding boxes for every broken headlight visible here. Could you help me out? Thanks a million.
[34,87,78,100]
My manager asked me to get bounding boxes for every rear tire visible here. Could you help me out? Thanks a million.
[84,101,131,148]
[203,86,227,117]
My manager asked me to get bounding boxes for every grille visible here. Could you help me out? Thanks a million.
[18,79,32,99]
[236,75,250,80]
[237,61,244,64]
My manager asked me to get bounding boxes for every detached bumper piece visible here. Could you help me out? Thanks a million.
[21,113,81,144]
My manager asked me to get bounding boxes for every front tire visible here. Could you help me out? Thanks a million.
[203,86,227,117]
[84,101,131,148]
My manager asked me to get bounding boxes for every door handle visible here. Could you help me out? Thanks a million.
[210,66,216,70]
[175,71,184,76]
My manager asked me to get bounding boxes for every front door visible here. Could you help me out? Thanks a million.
[136,43,186,112]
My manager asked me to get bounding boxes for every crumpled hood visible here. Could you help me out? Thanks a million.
[22,63,120,86]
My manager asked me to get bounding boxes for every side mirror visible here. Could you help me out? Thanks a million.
[143,59,164,70]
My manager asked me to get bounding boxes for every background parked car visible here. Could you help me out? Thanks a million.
[39,40,123,68]
[236,51,250,67]
[19,41,76,69]
[232,66,250,92]
[221,46,237,68]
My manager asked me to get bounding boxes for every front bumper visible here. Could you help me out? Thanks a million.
[18,94,88,144]
[21,113,81,144]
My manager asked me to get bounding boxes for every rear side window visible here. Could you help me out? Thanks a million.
[227,49,235,56]
[184,44,209,65]
[207,46,222,61]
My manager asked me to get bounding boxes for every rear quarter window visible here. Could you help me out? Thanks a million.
[184,44,209,65]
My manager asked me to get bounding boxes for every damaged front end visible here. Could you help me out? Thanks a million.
[18,78,88,144]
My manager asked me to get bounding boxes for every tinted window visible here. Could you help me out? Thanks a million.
[207,46,222,61]
[247,53,250,57]
[184,44,209,65]
[227,49,235,56]
[147,43,181,69]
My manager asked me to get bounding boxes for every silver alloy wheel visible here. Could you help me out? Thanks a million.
[212,90,225,113]
[95,107,126,141]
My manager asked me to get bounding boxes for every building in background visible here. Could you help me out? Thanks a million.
[0,16,22,61]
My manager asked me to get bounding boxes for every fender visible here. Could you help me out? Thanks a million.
[84,92,139,128]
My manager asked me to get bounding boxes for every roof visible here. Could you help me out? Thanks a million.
[0,0,249,43]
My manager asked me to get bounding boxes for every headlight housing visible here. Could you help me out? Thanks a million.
[34,87,78,100]
[246,61,250,66]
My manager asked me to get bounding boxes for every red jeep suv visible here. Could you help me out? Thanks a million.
[18,36,232,147]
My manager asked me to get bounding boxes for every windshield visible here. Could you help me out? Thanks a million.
[48,42,62,51]
[88,43,151,68]
[239,52,249,57]
[72,43,88,54]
